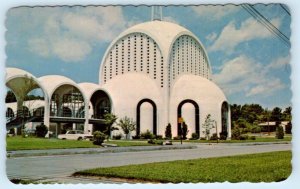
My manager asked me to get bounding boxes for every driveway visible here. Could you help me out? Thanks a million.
[6,143,291,183]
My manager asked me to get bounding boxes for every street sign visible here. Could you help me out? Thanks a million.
[178,117,184,123]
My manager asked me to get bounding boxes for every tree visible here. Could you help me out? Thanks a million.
[181,122,189,140]
[285,121,292,134]
[201,114,215,140]
[103,113,118,139]
[271,107,282,126]
[282,106,292,121]
[117,116,136,139]
[165,123,172,139]
[276,126,284,139]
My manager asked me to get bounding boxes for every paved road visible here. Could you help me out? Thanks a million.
[6,143,291,183]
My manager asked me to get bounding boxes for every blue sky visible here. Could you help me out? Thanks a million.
[5,5,291,109]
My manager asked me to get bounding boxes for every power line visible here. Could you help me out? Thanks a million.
[241,4,290,47]
[280,4,290,16]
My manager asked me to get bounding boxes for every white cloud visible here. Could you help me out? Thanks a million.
[213,55,287,97]
[266,55,290,70]
[206,32,217,42]
[209,17,281,53]
[192,5,239,21]
[26,6,128,62]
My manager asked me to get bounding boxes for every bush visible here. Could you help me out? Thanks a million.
[210,133,218,140]
[173,136,181,140]
[250,136,256,140]
[93,131,106,145]
[232,127,241,140]
[191,132,199,140]
[276,126,284,139]
[140,130,155,139]
[148,139,163,145]
[165,123,172,139]
[219,131,228,140]
[200,137,206,140]
[251,126,261,133]
[156,135,163,140]
[112,134,122,140]
[285,121,292,134]
[240,128,248,134]
[240,134,249,140]
[35,124,48,138]
[132,135,140,139]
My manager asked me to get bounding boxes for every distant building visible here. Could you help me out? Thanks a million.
[258,121,289,132]
[6,18,231,139]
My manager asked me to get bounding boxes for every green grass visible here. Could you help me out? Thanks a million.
[177,135,292,143]
[6,137,154,151]
[6,136,99,151]
[74,151,292,183]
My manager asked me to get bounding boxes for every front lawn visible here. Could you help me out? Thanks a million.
[6,137,154,151]
[6,136,99,151]
[74,151,292,183]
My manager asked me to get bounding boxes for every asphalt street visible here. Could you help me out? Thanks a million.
[6,143,291,183]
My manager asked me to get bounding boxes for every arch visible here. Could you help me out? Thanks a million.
[6,107,14,118]
[221,101,229,136]
[33,106,44,117]
[136,98,157,136]
[50,84,85,118]
[177,99,200,137]
[90,90,112,119]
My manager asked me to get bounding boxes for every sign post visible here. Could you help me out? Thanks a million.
[178,117,184,145]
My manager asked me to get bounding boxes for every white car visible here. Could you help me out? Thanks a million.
[57,130,93,141]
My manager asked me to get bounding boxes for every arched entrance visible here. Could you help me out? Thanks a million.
[177,99,199,138]
[90,90,112,133]
[136,99,157,136]
[221,101,229,136]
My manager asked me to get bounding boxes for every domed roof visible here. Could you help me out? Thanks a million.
[78,82,109,100]
[118,20,192,54]
[6,67,36,81]
[171,74,227,103]
[38,75,79,97]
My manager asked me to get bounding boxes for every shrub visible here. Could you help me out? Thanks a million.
[140,130,155,139]
[93,131,106,145]
[232,127,241,140]
[191,132,199,140]
[250,136,256,140]
[156,135,163,140]
[251,126,261,133]
[147,139,163,145]
[285,121,292,134]
[165,123,172,139]
[276,126,284,139]
[132,135,140,139]
[173,136,181,140]
[112,134,122,140]
[219,131,228,140]
[210,133,218,140]
[35,124,48,138]
[240,134,249,140]
[240,128,248,134]
[200,137,206,140]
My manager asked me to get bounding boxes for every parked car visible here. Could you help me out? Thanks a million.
[57,130,93,141]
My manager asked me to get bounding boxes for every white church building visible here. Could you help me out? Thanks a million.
[6,12,231,139]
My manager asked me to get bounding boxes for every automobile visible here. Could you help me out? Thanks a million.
[57,130,93,141]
